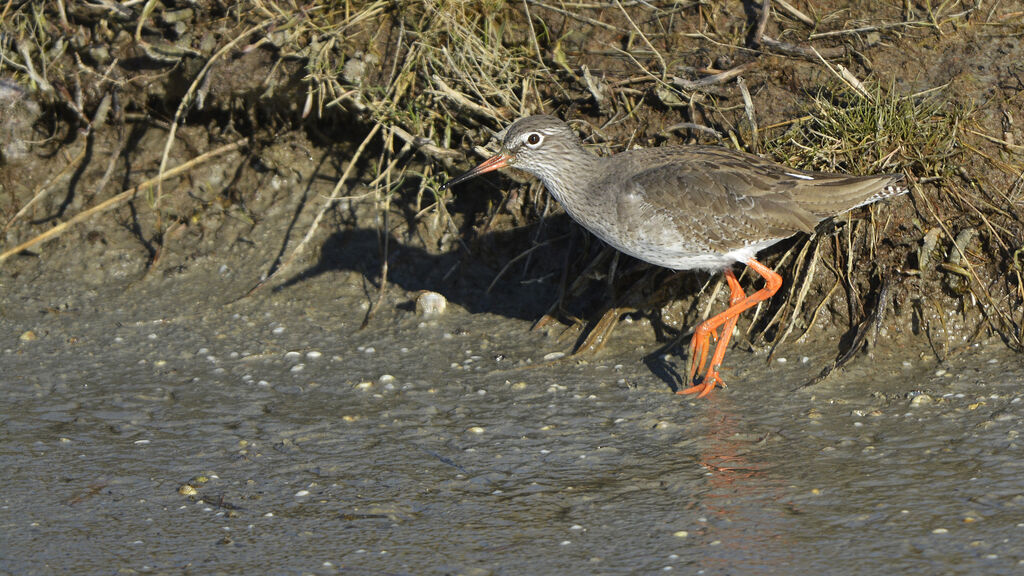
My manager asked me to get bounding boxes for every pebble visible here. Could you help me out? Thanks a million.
[415,291,447,316]
[544,352,565,361]
[910,394,933,407]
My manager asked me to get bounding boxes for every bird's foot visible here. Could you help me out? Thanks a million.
[677,369,726,398]
[687,326,720,383]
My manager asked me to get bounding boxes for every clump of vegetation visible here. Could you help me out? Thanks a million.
[758,83,1022,367]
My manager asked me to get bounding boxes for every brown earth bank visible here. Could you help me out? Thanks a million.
[1,2,1022,370]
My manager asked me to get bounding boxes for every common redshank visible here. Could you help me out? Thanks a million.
[441,115,907,397]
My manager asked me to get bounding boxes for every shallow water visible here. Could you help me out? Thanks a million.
[2,261,1023,575]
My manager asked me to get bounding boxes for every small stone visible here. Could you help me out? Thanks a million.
[415,291,447,316]
[19,330,37,341]
[910,394,933,407]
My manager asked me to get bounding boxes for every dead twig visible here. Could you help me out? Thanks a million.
[0,138,248,265]
[3,145,88,233]
[156,21,274,209]
[750,0,771,48]
[809,46,873,101]
[760,35,854,60]
[389,124,463,161]
[243,123,382,296]
[614,0,666,77]
[672,63,754,92]
[809,20,933,39]
[773,0,814,26]
[800,274,892,388]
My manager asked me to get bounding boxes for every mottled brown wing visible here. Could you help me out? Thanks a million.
[611,149,816,252]
[612,146,903,252]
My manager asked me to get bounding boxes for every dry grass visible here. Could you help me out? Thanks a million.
[0,0,1021,354]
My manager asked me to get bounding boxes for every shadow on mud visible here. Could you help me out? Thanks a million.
[275,217,602,322]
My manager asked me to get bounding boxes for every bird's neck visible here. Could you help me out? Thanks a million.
[533,147,603,207]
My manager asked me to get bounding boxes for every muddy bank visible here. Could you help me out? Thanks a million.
[3,247,1024,574]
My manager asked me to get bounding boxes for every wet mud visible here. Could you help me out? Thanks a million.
[3,243,1022,575]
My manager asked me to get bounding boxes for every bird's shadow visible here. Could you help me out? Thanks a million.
[275,214,596,322]
[643,353,685,393]
[273,214,714,392]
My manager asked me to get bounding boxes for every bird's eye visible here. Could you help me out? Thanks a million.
[525,133,542,147]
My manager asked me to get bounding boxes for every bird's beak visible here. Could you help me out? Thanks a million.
[439,152,511,191]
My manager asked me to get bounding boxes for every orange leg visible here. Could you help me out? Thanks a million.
[686,269,745,387]
[679,259,783,398]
